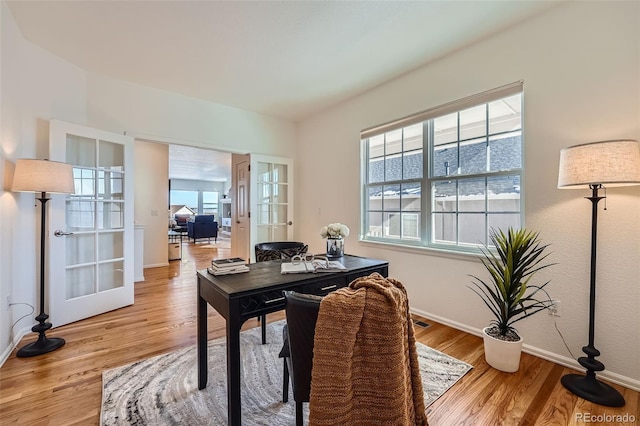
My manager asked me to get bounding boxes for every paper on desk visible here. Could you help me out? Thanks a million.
[280,260,346,274]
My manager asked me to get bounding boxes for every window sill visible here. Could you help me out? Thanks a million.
[358,238,482,263]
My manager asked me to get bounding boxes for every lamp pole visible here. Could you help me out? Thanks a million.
[16,192,66,357]
[560,184,624,407]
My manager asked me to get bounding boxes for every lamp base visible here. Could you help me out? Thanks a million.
[16,336,65,358]
[561,373,625,407]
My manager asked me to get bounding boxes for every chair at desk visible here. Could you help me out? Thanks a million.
[308,273,428,425]
[254,241,308,344]
[254,241,308,262]
[278,291,322,426]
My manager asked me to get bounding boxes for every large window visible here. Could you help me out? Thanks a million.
[170,189,219,216]
[361,82,523,252]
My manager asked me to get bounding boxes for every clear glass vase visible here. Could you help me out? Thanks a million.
[326,237,344,258]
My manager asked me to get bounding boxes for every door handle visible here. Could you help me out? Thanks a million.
[54,230,74,237]
[288,221,293,225]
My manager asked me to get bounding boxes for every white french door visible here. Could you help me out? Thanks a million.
[250,155,294,261]
[48,120,134,327]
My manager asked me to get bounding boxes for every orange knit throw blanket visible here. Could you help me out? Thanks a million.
[308,273,428,426]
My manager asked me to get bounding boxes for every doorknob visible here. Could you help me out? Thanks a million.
[54,230,74,237]
[288,221,293,225]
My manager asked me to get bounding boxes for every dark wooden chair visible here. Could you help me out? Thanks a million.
[254,241,308,344]
[279,291,323,426]
[254,241,308,262]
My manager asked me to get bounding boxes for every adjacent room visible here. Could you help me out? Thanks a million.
[1,1,638,425]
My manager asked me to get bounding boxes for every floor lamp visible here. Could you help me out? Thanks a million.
[557,139,640,407]
[11,159,75,357]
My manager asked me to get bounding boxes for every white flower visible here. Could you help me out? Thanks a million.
[320,223,350,239]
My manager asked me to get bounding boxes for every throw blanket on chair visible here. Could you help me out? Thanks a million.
[309,273,428,426]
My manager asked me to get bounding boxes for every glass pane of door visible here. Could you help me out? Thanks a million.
[250,155,294,259]
[66,135,98,301]
[256,160,289,242]
[49,120,134,327]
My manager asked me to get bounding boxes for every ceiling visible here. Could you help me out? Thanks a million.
[6,0,561,123]
[168,144,230,182]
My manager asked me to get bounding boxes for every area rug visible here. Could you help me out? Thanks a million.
[101,320,472,425]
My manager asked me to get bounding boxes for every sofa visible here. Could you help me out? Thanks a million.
[187,215,218,243]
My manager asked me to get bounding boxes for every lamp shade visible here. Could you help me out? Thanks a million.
[11,159,75,194]
[558,140,640,189]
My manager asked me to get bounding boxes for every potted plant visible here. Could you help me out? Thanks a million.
[469,227,555,372]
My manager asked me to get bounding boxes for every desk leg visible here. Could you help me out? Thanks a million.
[226,317,242,426]
[197,288,207,390]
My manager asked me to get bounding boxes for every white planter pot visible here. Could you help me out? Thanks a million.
[482,326,523,373]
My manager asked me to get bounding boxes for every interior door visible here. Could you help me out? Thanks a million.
[250,155,294,261]
[231,154,250,261]
[48,120,134,327]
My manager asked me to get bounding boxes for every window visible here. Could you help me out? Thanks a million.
[202,191,219,215]
[361,82,523,252]
[170,189,219,216]
[170,190,198,213]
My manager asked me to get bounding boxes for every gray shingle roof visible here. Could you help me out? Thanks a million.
[368,135,521,197]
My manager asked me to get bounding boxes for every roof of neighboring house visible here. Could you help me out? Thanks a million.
[368,135,521,198]
[174,206,196,216]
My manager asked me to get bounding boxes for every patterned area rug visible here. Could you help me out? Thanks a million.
[101,320,472,425]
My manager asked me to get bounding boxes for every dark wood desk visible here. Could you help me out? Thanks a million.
[197,254,388,426]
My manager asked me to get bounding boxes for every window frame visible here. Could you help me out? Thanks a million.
[360,82,524,254]
[170,189,220,216]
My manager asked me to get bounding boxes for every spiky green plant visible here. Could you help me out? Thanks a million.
[469,227,555,339]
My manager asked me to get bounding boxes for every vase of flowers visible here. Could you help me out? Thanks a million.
[321,223,350,258]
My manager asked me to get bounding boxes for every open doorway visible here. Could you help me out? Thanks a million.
[168,144,232,261]
[169,145,231,212]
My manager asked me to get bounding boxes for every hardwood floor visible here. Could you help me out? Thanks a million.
[1,239,638,425]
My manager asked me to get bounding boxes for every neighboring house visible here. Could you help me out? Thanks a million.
[173,206,195,216]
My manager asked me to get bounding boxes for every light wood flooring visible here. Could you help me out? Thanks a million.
[1,238,638,425]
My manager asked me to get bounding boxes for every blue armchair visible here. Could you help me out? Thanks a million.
[187,215,218,243]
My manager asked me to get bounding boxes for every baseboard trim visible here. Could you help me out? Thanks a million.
[144,262,169,269]
[409,307,640,392]
[0,325,30,368]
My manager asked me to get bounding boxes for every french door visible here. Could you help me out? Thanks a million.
[250,155,294,261]
[48,120,134,327]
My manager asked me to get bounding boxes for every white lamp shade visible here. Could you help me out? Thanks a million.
[558,140,640,189]
[11,159,75,194]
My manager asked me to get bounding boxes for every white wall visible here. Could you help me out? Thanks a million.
[134,140,169,268]
[171,178,227,198]
[0,1,88,361]
[0,2,298,363]
[85,74,296,158]
[296,1,640,386]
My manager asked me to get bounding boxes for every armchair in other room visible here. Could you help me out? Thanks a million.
[279,291,323,426]
[254,241,308,344]
[187,215,218,243]
[173,214,191,232]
